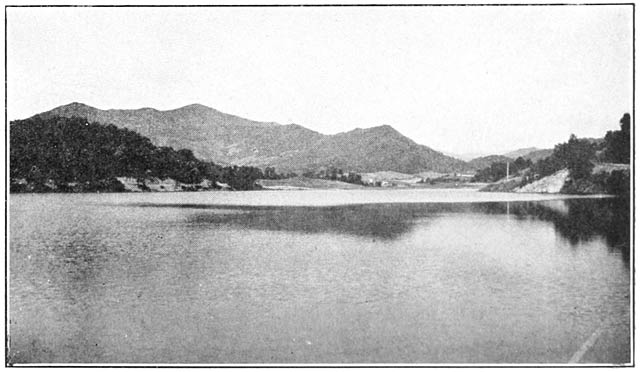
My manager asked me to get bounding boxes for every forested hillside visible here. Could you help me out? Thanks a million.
[10,116,266,192]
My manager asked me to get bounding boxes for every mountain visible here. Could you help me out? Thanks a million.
[501,147,554,163]
[443,151,488,161]
[467,155,512,171]
[521,148,553,163]
[33,103,469,174]
[469,149,555,172]
[502,147,540,159]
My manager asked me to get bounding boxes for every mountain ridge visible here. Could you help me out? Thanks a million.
[502,147,540,159]
[33,102,471,174]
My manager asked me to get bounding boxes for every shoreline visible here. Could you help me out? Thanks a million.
[9,188,617,209]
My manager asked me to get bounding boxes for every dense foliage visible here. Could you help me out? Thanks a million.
[10,116,267,192]
[602,113,631,164]
[473,113,630,196]
[262,167,298,180]
[472,157,532,182]
[302,167,363,185]
[531,114,629,182]
[531,134,596,180]
[560,169,630,197]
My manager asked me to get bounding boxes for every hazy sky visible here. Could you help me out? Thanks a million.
[7,5,632,155]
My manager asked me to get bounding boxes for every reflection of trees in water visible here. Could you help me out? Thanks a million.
[186,204,433,240]
[159,197,630,258]
[181,202,521,239]
[470,198,630,262]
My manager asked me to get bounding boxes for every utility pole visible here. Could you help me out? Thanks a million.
[506,162,510,180]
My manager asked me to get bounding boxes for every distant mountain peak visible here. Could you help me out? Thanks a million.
[44,102,100,117]
[178,103,212,111]
[61,102,95,110]
[343,124,401,136]
[370,124,396,132]
[167,103,220,115]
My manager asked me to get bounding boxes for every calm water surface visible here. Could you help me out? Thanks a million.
[9,190,631,364]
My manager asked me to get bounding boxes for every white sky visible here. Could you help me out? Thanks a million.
[6,5,633,155]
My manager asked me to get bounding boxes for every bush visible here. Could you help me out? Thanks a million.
[605,170,630,197]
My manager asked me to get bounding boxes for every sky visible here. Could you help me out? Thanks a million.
[7,5,633,155]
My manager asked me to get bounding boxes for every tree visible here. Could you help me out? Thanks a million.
[263,167,278,179]
[554,134,595,180]
[512,156,532,170]
[603,113,630,164]
[329,167,338,181]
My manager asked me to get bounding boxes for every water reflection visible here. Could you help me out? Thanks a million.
[11,194,631,363]
[186,204,429,240]
[136,197,630,262]
[477,198,631,262]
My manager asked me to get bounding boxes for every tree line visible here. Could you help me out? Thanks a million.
[10,116,269,192]
[472,157,532,183]
[302,167,363,185]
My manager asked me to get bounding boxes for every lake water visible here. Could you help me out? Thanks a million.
[8,189,631,364]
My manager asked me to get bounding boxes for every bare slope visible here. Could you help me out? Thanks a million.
[515,169,570,193]
[34,103,469,174]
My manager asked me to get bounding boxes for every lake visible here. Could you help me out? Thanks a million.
[8,189,631,364]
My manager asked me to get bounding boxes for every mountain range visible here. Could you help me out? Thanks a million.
[34,103,474,174]
[31,103,552,174]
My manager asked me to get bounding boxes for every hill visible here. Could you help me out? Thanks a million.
[443,151,487,161]
[467,155,512,170]
[502,147,539,159]
[33,103,470,174]
[501,147,554,162]
[9,115,265,192]
[520,148,553,162]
